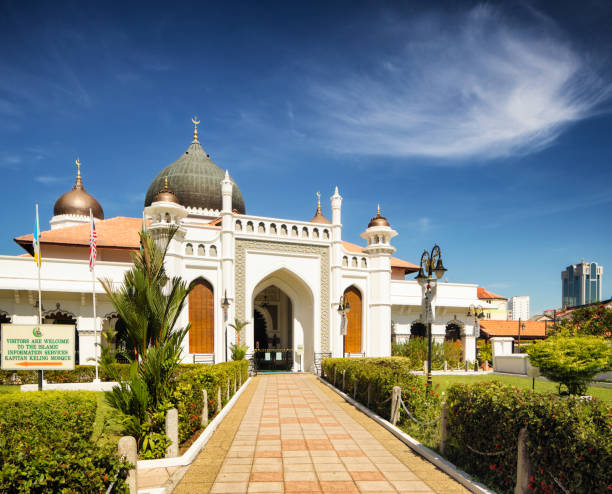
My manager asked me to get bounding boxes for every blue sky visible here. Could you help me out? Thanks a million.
[1,0,612,315]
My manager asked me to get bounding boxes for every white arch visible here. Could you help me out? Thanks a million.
[249,267,315,371]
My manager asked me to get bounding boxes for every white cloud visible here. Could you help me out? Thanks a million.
[35,176,63,184]
[307,5,612,160]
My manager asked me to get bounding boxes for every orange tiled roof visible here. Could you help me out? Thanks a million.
[15,217,146,252]
[479,320,547,338]
[342,241,419,271]
[477,287,507,300]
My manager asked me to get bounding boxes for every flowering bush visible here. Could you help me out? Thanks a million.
[392,337,463,368]
[446,381,611,494]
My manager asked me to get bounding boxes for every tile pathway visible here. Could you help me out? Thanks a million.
[174,374,468,493]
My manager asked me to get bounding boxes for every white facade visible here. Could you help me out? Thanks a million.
[0,133,490,370]
[507,296,530,321]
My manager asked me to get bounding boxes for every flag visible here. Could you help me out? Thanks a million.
[33,204,41,267]
[89,209,97,271]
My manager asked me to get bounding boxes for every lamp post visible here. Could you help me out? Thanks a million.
[337,294,351,355]
[467,305,484,369]
[415,245,447,394]
[221,290,230,362]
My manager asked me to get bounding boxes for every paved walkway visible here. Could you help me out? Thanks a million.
[174,374,468,494]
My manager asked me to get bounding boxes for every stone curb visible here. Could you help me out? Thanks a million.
[137,377,252,471]
[318,376,495,494]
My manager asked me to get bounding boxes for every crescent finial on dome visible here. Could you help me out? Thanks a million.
[192,117,200,142]
[74,158,83,189]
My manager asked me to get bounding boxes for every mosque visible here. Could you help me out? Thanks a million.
[0,120,486,372]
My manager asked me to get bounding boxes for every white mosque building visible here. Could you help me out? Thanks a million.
[0,121,486,372]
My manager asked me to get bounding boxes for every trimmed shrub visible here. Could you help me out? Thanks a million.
[446,381,612,494]
[173,360,249,444]
[321,358,442,446]
[526,336,612,395]
[391,337,463,369]
[0,391,129,493]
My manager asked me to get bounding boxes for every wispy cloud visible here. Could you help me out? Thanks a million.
[307,5,612,160]
[35,176,64,184]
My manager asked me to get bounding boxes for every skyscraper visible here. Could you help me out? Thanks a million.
[561,261,603,308]
[508,296,529,321]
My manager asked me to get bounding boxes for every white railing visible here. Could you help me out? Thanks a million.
[233,214,332,243]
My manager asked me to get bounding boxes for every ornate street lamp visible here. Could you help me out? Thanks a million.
[415,244,446,394]
[338,294,351,353]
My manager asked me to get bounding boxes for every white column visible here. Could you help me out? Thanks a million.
[330,187,343,356]
[221,171,235,361]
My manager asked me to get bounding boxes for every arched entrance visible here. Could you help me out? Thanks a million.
[189,278,214,354]
[343,286,362,354]
[410,322,426,338]
[445,323,462,341]
[249,268,314,372]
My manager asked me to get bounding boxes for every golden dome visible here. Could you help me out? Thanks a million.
[367,204,390,228]
[53,160,104,219]
[309,191,331,224]
[151,176,179,204]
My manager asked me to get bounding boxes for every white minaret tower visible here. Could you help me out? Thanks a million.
[330,187,343,357]
[221,170,235,359]
[360,205,397,357]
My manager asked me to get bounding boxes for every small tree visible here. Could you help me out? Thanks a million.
[551,304,612,338]
[527,336,612,395]
[228,318,249,361]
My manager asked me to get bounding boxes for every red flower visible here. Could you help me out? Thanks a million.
[489,464,496,471]
[529,475,535,483]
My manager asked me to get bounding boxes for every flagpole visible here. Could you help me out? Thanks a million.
[36,204,43,391]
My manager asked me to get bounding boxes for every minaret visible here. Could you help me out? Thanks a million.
[221,169,235,360]
[360,205,397,357]
[330,186,343,356]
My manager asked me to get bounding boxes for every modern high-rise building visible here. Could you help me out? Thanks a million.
[561,261,603,308]
[507,296,529,321]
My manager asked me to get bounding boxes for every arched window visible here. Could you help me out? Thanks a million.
[343,286,362,353]
[313,228,319,239]
[185,243,193,255]
[445,323,462,341]
[351,257,358,267]
[291,226,298,237]
[189,278,214,354]
[270,223,277,235]
[361,258,367,268]
[342,256,348,267]
[235,220,242,232]
[197,244,205,256]
[164,212,171,223]
[323,229,330,239]
[246,221,254,232]
[209,245,217,257]
[280,225,288,236]
[302,227,309,238]
[258,222,266,233]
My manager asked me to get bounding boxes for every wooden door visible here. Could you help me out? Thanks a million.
[189,279,214,353]
[344,286,362,353]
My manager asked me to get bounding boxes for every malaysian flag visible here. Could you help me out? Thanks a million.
[89,209,97,271]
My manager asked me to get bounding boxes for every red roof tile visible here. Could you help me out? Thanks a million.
[477,287,507,300]
[15,217,146,251]
[479,320,547,338]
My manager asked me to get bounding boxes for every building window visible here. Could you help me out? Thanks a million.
[197,244,205,256]
[185,243,193,255]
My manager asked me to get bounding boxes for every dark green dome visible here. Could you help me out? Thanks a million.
[145,139,245,214]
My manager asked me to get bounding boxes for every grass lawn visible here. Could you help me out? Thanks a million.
[432,373,612,401]
[0,384,20,394]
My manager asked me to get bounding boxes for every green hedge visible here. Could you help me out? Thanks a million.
[321,357,442,446]
[446,381,612,494]
[0,391,129,493]
[173,360,249,445]
[0,364,131,385]
[391,337,464,369]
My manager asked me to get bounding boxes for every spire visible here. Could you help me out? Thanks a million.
[192,117,200,142]
[377,203,381,216]
[309,190,331,224]
[316,191,322,214]
[163,176,169,191]
[74,158,83,190]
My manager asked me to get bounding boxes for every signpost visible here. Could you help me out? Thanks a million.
[1,324,75,372]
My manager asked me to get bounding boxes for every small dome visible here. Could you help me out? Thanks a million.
[53,161,104,219]
[144,119,245,213]
[309,192,331,224]
[367,205,389,228]
[151,176,179,204]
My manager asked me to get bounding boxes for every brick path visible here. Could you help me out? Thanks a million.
[174,374,468,493]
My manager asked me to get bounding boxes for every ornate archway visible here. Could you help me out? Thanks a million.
[410,322,426,338]
[189,278,214,354]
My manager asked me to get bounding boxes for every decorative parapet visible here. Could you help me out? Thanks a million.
[233,214,332,243]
